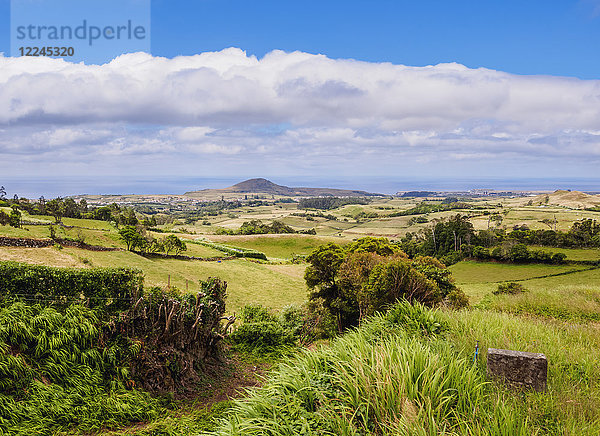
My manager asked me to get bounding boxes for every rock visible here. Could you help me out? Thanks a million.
[487,348,547,392]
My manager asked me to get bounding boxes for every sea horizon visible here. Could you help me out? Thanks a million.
[2,176,600,199]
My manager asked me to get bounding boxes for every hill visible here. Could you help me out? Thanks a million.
[528,190,600,209]
[185,178,382,198]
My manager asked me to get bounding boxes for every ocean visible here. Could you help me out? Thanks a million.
[2,176,600,199]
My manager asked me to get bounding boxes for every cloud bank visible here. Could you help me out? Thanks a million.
[2,48,600,178]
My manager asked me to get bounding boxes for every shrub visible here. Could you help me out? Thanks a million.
[0,210,9,226]
[472,245,490,259]
[230,321,294,354]
[189,240,267,260]
[494,282,527,295]
[551,252,567,264]
[446,288,470,308]
[278,304,306,337]
[439,251,464,266]
[240,303,278,324]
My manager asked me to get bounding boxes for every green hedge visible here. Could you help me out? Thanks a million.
[0,262,143,311]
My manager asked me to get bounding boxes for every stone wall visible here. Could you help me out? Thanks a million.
[0,237,53,248]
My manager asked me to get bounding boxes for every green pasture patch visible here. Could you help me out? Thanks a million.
[207,235,347,259]
[55,249,307,313]
[450,261,586,284]
[176,241,224,258]
[486,284,600,322]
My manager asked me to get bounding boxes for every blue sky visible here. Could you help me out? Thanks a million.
[1,0,600,193]
[150,0,600,79]
[2,0,600,78]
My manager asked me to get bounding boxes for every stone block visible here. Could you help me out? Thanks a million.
[487,348,547,392]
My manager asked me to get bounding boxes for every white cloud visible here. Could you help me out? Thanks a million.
[1,48,600,178]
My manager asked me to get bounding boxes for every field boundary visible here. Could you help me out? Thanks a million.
[0,236,120,252]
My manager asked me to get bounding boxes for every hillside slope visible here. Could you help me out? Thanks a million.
[529,190,600,208]
[185,178,382,198]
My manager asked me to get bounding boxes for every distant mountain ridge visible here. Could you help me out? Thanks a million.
[185,178,382,197]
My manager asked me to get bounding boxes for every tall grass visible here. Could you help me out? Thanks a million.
[444,309,600,435]
[208,302,530,435]
[482,285,600,321]
[0,302,161,434]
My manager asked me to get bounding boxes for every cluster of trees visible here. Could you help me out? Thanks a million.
[291,211,338,221]
[388,201,479,217]
[298,197,369,210]
[400,214,476,261]
[400,215,598,264]
[400,191,437,198]
[118,226,187,255]
[462,243,566,264]
[506,220,600,248]
[2,195,90,222]
[1,192,178,229]
[304,237,468,332]
[1,193,147,225]
[217,219,316,235]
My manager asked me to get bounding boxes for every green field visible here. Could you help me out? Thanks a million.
[0,246,307,313]
[206,234,347,259]
[450,261,587,284]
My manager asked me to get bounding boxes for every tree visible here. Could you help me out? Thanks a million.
[345,236,403,256]
[144,237,163,254]
[337,251,385,322]
[38,196,46,215]
[89,206,112,221]
[360,259,438,318]
[0,186,6,200]
[306,238,411,331]
[46,198,66,223]
[162,234,186,255]
[508,243,531,263]
[9,206,21,228]
[0,210,9,226]
[424,214,474,256]
[489,213,503,229]
[118,226,144,251]
[305,243,346,332]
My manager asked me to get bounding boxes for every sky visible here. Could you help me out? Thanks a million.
[1,0,600,194]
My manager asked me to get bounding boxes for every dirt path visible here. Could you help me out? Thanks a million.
[92,352,271,436]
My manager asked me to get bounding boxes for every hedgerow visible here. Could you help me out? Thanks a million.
[0,261,143,311]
